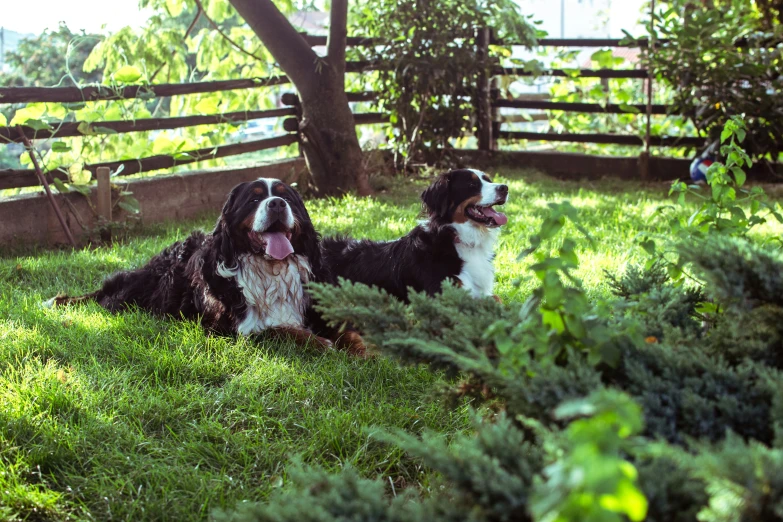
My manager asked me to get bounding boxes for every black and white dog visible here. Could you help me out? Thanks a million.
[47,178,339,348]
[320,169,508,301]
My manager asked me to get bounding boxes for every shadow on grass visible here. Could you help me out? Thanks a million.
[1,300,465,520]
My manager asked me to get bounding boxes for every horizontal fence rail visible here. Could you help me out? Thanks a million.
[0,76,290,105]
[497,67,648,79]
[353,112,390,125]
[490,37,660,47]
[498,131,704,148]
[490,36,766,48]
[2,108,296,142]
[493,99,671,115]
[346,91,378,102]
[0,134,298,190]
[303,35,378,47]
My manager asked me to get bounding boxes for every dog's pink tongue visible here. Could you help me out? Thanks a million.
[262,232,294,260]
[481,207,508,226]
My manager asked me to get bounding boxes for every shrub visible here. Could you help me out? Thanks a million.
[220,126,783,520]
[646,1,783,159]
[352,0,538,164]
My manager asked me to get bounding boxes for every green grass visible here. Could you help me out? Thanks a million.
[1,168,781,521]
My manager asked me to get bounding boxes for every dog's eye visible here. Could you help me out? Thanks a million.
[250,197,260,203]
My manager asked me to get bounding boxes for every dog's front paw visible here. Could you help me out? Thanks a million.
[336,331,372,358]
[313,335,334,349]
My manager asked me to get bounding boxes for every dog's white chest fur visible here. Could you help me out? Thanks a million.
[218,254,311,335]
[452,223,499,298]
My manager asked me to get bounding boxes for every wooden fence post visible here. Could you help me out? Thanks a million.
[640,0,656,181]
[490,79,499,151]
[476,27,492,152]
[96,167,112,222]
[281,92,304,157]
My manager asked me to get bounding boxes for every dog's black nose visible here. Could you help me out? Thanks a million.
[267,198,287,210]
[497,185,509,196]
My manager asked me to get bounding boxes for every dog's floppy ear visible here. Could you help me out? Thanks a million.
[421,172,451,218]
[212,182,246,267]
[287,186,324,277]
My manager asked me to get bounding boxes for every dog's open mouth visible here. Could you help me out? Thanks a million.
[466,202,508,227]
[249,222,294,260]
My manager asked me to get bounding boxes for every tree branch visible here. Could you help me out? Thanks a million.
[193,0,267,62]
[228,0,319,98]
[327,0,348,83]
[150,6,203,83]
[17,127,77,247]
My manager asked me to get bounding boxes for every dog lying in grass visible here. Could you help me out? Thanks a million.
[45,178,363,353]
[320,169,508,301]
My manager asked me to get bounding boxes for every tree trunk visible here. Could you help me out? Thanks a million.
[298,70,371,196]
[228,0,371,196]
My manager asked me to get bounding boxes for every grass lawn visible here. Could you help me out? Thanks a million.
[1,167,781,521]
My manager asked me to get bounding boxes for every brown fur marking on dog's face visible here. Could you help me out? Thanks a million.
[240,212,255,232]
[451,195,482,224]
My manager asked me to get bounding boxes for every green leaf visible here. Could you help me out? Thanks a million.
[103,105,123,121]
[69,163,92,185]
[51,142,72,153]
[77,122,95,135]
[590,49,615,68]
[618,103,641,114]
[729,206,747,222]
[70,183,92,196]
[0,113,6,126]
[564,314,586,338]
[45,103,68,119]
[639,239,656,256]
[10,103,46,126]
[731,167,746,186]
[152,135,174,155]
[51,177,70,194]
[720,126,732,143]
[118,196,141,214]
[64,102,87,111]
[615,480,648,521]
[541,309,565,333]
[93,126,119,135]
[194,97,220,115]
[24,119,53,131]
[113,65,143,83]
[695,302,718,314]
[166,0,184,16]
[667,263,683,281]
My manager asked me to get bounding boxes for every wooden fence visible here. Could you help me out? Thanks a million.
[0,32,703,193]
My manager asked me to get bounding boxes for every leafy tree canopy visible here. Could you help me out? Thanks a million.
[0,23,102,88]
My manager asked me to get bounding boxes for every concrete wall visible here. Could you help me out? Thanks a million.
[0,158,307,247]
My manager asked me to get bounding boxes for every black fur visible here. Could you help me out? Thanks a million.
[319,169,507,301]
[54,179,326,336]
